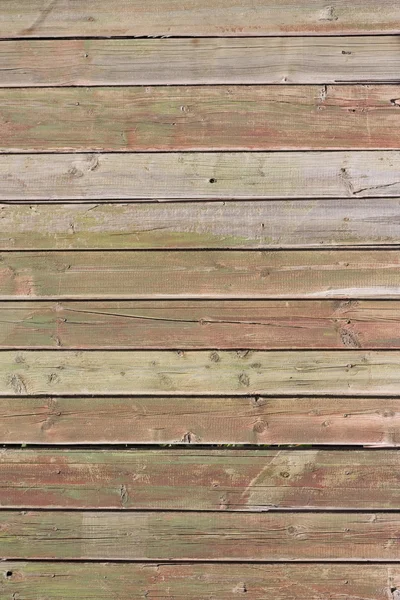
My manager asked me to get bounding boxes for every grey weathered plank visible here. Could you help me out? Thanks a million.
[2,86,400,152]
[2,350,400,396]
[1,250,400,299]
[0,396,398,446]
[1,449,400,510]
[2,511,400,560]
[3,200,400,250]
[1,1,399,37]
[0,37,399,86]
[2,563,398,599]
[2,152,400,200]
[2,300,400,349]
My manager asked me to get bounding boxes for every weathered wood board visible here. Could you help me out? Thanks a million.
[2,563,398,600]
[2,0,400,591]
[1,449,400,510]
[2,86,400,151]
[1,37,399,86]
[2,511,400,560]
[1,1,399,38]
[0,396,398,446]
[2,350,400,396]
[2,250,400,299]
[3,152,400,200]
[3,200,400,250]
[3,300,400,349]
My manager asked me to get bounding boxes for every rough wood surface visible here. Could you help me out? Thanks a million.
[2,449,400,510]
[3,300,400,349]
[2,250,400,299]
[1,1,399,37]
[2,563,398,600]
[4,199,400,250]
[1,37,400,86]
[3,152,400,200]
[2,511,400,560]
[0,396,399,446]
[2,350,400,396]
[2,86,400,152]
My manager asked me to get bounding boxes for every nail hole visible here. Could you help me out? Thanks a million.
[209,178,217,184]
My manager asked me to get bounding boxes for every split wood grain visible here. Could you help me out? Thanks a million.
[1,1,399,37]
[2,250,400,299]
[0,396,399,446]
[3,350,400,396]
[2,511,400,560]
[3,300,400,349]
[2,86,400,152]
[3,152,400,200]
[2,449,400,510]
[1,37,400,86]
[4,200,400,250]
[2,563,398,600]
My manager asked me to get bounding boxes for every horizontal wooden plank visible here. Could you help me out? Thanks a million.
[4,199,400,250]
[2,350,400,396]
[3,300,400,349]
[0,396,399,446]
[2,85,400,152]
[2,563,398,600]
[2,449,400,510]
[2,511,400,560]
[3,152,400,200]
[1,1,399,37]
[1,37,400,86]
[2,250,400,300]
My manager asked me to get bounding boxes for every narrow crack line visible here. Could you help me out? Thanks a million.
[353,181,400,196]
[64,307,312,327]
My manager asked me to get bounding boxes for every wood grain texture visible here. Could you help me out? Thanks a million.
[2,250,400,300]
[1,37,400,86]
[2,350,400,396]
[0,396,399,446]
[1,1,399,37]
[2,449,400,510]
[4,199,400,250]
[3,300,400,349]
[3,152,400,200]
[2,563,399,600]
[2,86,400,152]
[2,511,400,560]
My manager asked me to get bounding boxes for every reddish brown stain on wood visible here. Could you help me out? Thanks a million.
[2,563,398,599]
[2,300,400,349]
[1,449,400,510]
[2,511,400,560]
[2,1,399,38]
[0,396,398,446]
[1,86,400,151]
